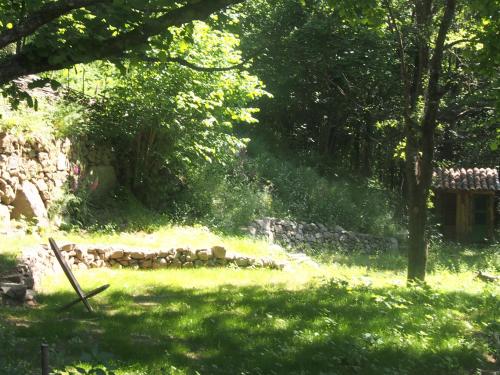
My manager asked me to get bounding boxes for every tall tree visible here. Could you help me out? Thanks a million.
[383,0,457,281]
[241,0,498,282]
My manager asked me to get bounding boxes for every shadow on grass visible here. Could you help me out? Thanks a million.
[312,242,499,274]
[1,278,497,375]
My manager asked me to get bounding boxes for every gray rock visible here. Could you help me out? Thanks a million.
[25,289,36,302]
[0,273,23,283]
[0,133,16,153]
[61,243,76,252]
[130,251,145,260]
[159,258,168,267]
[56,153,67,171]
[196,249,209,261]
[236,257,250,267]
[169,259,182,268]
[7,155,19,171]
[35,179,49,192]
[0,283,27,302]
[109,250,124,259]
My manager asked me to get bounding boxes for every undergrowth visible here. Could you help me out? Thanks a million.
[167,144,401,235]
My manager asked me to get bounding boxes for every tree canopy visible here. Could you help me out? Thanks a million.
[0,0,241,86]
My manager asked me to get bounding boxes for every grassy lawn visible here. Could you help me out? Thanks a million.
[0,228,499,375]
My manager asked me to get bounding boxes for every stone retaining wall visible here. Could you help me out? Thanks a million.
[0,132,115,231]
[0,133,72,227]
[248,218,398,252]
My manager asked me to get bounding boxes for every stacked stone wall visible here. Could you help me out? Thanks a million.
[1,242,287,304]
[248,218,398,252]
[0,132,115,231]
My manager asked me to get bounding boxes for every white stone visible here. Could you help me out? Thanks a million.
[35,179,49,192]
[56,153,67,171]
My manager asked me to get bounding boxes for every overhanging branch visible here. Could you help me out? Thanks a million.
[0,0,112,50]
[166,56,249,72]
[0,0,242,85]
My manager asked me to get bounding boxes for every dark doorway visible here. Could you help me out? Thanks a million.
[440,192,457,239]
[472,195,489,242]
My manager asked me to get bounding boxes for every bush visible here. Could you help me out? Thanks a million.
[174,159,274,231]
[68,21,268,211]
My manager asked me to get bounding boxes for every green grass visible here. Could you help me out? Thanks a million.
[1,266,498,375]
[1,228,499,374]
[1,225,288,261]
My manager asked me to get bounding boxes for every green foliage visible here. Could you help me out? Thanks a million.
[54,366,116,375]
[245,149,398,234]
[0,0,242,90]
[68,21,268,210]
[239,0,499,195]
[239,0,403,183]
[0,96,54,137]
[173,157,274,231]
[50,182,98,230]
[170,136,400,235]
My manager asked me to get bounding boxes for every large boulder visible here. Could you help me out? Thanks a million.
[11,181,48,222]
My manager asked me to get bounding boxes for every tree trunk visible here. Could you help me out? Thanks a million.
[407,175,429,280]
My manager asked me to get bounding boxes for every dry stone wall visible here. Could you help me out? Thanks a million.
[1,242,287,305]
[29,243,286,273]
[0,132,115,231]
[248,218,398,252]
[0,133,71,228]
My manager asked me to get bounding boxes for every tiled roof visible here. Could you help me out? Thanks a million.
[433,167,500,191]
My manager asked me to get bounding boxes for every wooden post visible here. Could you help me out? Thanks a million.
[41,343,49,375]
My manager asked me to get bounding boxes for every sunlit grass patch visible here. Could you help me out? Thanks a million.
[1,263,498,375]
[1,226,498,375]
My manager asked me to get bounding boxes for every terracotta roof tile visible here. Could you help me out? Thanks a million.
[433,167,500,191]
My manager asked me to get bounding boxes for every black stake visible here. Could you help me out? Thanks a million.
[41,343,49,375]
